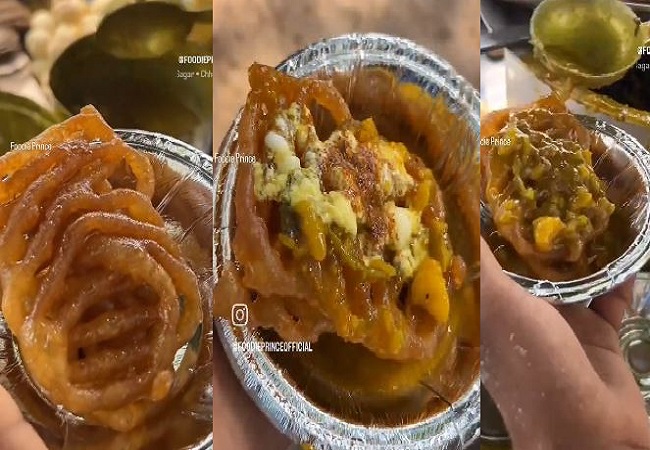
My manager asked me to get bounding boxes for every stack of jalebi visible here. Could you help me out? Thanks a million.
[481,95,616,280]
[215,64,467,361]
[0,106,202,432]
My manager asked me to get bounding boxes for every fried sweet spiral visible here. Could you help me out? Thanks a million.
[0,106,202,432]
[215,64,466,361]
[481,95,616,280]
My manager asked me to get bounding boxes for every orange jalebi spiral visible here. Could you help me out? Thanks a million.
[0,106,202,432]
[481,95,615,280]
[215,64,460,361]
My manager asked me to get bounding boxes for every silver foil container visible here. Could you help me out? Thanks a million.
[0,130,214,450]
[118,130,214,450]
[214,34,480,449]
[481,116,650,304]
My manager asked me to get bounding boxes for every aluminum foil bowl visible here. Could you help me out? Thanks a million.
[214,33,480,449]
[0,130,213,450]
[481,116,650,304]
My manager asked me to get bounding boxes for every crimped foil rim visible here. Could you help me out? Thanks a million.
[117,129,214,181]
[119,129,215,450]
[0,129,214,450]
[214,33,480,450]
[480,116,650,305]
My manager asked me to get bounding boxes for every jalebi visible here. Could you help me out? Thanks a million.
[0,106,202,432]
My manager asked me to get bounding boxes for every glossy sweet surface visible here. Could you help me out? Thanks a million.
[215,62,480,434]
[482,96,629,281]
[215,64,470,361]
[0,106,203,433]
[214,34,480,449]
[482,98,621,281]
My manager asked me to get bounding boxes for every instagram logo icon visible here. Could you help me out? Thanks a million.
[231,304,249,327]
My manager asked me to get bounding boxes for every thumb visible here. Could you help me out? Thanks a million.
[481,239,597,386]
[480,239,602,432]
[558,280,639,391]
[0,385,46,450]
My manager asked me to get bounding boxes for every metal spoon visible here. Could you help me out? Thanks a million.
[531,0,650,89]
[96,1,212,59]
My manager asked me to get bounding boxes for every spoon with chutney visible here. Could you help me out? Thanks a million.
[530,0,650,89]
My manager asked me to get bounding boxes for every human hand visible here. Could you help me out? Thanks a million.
[0,384,46,450]
[212,338,291,450]
[481,238,650,450]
